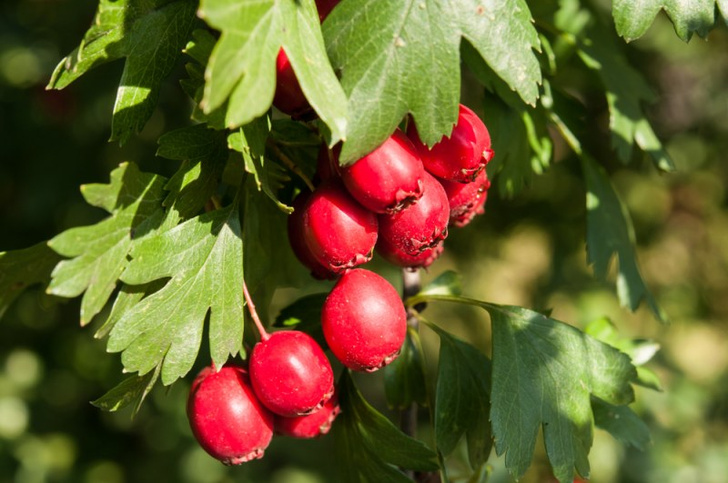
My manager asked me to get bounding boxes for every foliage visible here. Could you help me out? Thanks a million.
[2,0,728,481]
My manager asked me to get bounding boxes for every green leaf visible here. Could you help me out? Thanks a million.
[427,323,492,469]
[582,156,668,323]
[228,117,292,213]
[592,397,651,451]
[181,29,227,129]
[0,243,62,320]
[332,371,440,482]
[324,0,542,163]
[242,178,310,324]
[384,327,428,410]
[273,293,328,350]
[198,0,347,142]
[94,280,166,340]
[419,270,462,297]
[47,163,167,325]
[612,0,718,42]
[91,366,160,416]
[48,0,197,143]
[109,202,244,385]
[575,23,675,172]
[406,294,638,482]
[487,303,636,482]
[462,42,552,196]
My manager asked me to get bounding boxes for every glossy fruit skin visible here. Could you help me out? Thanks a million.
[377,237,444,269]
[301,181,378,273]
[439,169,491,227]
[187,364,274,465]
[275,392,340,439]
[340,129,425,214]
[272,49,311,118]
[287,192,336,279]
[378,171,450,256]
[408,104,494,182]
[322,269,407,371]
[249,330,335,417]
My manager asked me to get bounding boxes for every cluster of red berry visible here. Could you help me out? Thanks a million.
[185,0,494,468]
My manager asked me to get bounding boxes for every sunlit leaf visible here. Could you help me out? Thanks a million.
[48,0,197,143]
[47,163,167,325]
[109,202,244,385]
[324,0,542,163]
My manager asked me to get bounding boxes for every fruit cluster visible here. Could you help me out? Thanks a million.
[186,0,494,467]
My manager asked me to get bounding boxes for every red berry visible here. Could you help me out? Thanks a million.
[322,269,407,371]
[408,104,494,182]
[378,171,449,256]
[439,169,491,228]
[301,181,378,273]
[249,330,335,417]
[340,129,425,214]
[288,192,336,279]
[377,238,444,269]
[272,49,311,118]
[315,0,339,22]
[187,364,274,465]
[275,392,341,439]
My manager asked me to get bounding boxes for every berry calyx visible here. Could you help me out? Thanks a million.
[249,330,335,417]
[378,171,450,256]
[301,181,378,273]
[340,129,425,214]
[322,268,407,372]
[408,104,494,182]
[439,169,491,228]
[187,364,274,465]
[287,192,335,279]
[275,392,341,439]
[377,238,444,269]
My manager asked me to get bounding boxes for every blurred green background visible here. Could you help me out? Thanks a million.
[1,1,727,482]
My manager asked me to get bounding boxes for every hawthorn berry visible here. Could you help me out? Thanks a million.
[275,392,341,439]
[377,238,444,269]
[378,171,450,256]
[287,192,335,279]
[340,129,425,213]
[301,180,378,273]
[249,330,335,417]
[272,49,311,118]
[322,268,407,371]
[187,364,274,465]
[408,104,494,182]
[439,169,491,227]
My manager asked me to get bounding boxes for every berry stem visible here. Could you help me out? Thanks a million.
[243,281,270,342]
[266,139,315,192]
[400,268,420,470]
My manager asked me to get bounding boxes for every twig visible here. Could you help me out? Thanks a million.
[266,139,315,192]
[243,281,270,342]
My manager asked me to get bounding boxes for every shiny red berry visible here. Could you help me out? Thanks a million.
[340,129,425,214]
[275,392,341,439]
[301,181,378,273]
[322,269,407,372]
[439,169,491,227]
[272,49,311,118]
[408,104,494,182]
[378,171,449,257]
[288,192,336,279]
[249,330,335,417]
[315,0,339,22]
[187,364,274,465]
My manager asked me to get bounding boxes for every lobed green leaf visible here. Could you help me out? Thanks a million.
[49,0,197,143]
[612,0,719,42]
[0,243,62,320]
